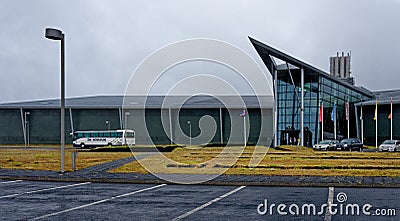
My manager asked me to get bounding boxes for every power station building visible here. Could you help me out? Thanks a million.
[0,37,398,147]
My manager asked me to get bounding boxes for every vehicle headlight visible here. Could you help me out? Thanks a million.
[344,144,348,147]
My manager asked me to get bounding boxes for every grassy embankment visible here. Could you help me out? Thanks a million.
[1,145,400,176]
[113,146,400,177]
[0,146,132,172]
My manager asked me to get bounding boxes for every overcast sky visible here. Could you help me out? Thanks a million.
[1,0,399,103]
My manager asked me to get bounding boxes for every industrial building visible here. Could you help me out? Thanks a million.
[329,52,354,85]
[0,95,274,146]
[0,37,398,147]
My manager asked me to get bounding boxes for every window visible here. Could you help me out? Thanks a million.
[126,132,135,138]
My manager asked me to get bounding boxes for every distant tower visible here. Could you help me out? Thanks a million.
[329,52,354,85]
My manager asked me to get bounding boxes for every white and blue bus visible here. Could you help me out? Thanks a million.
[71,129,135,148]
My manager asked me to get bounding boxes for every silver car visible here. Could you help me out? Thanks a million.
[313,140,339,151]
[378,140,400,152]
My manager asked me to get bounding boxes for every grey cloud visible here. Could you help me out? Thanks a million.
[0,0,399,103]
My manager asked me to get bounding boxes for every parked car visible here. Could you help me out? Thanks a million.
[313,140,339,151]
[335,138,364,151]
[378,140,400,152]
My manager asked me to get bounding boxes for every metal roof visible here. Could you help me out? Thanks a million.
[356,89,400,106]
[248,36,373,98]
[0,95,274,109]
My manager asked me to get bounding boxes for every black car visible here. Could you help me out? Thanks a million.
[334,138,364,151]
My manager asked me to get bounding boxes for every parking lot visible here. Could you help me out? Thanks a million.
[1,180,399,220]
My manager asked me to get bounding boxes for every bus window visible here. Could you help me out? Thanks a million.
[90,132,98,137]
[117,132,123,138]
[98,132,104,137]
[75,132,82,140]
[111,132,117,137]
[126,132,134,138]
[104,132,110,137]
[84,133,90,138]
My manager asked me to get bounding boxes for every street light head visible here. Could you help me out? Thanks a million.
[45,28,63,40]
[187,121,191,124]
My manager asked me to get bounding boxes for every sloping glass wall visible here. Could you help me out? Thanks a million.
[276,68,372,146]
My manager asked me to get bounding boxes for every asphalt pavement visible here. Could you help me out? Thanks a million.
[0,180,399,220]
[1,154,399,220]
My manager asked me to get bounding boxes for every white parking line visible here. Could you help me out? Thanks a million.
[0,182,91,199]
[0,180,22,184]
[324,187,334,221]
[30,184,167,221]
[173,186,246,221]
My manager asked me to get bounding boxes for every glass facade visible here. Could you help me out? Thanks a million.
[276,68,372,146]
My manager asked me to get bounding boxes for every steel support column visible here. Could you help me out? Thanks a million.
[20,108,26,146]
[169,108,173,144]
[119,108,123,129]
[69,108,74,133]
[301,67,304,147]
[219,108,223,144]
[274,69,278,147]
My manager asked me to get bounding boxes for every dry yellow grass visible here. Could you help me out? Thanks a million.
[0,148,132,172]
[2,146,400,177]
[112,146,400,177]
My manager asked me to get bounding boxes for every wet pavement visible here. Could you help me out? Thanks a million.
[1,155,399,220]
[0,180,399,220]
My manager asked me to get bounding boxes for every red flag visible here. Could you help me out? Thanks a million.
[389,97,392,119]
[319,103,323,122]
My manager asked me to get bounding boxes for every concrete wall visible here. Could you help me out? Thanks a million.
[122,108,273,146]
[0,107,274,146]
[0,109,24,144]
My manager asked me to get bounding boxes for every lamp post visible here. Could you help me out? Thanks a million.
[105,120,110,130]
[187,120,192,147]
[45,28,65,173]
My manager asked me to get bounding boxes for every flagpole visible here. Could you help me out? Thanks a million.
[334,106,337,140]
[331,103,337,140]
[321,102,324,141]
[376,99,378,148]
[243,112,246,147]
[391,97,393,140]
[361,105,364,143]
[376,111,378,148]
[347,116,350,138]
[346,102,350,139]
